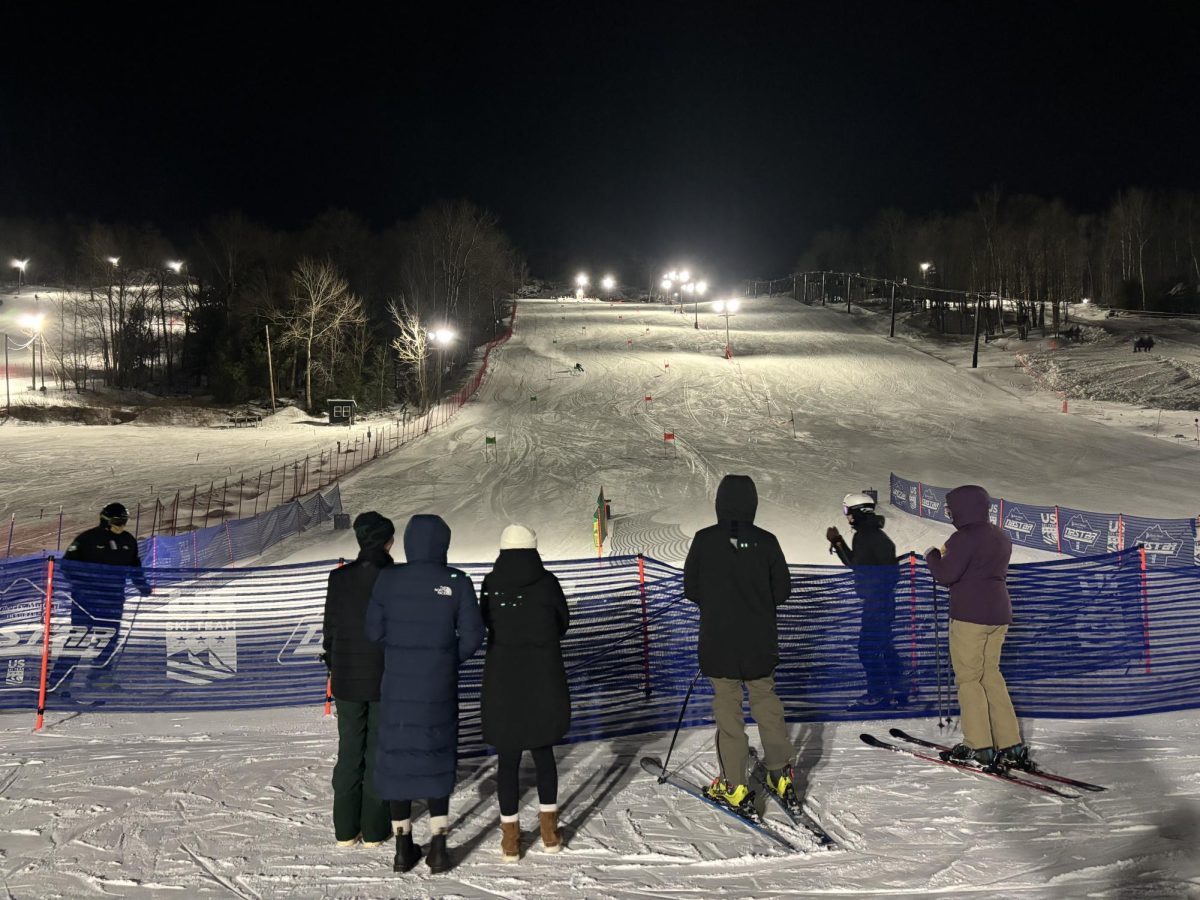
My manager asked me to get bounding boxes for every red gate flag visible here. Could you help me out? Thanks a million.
[644,395,652,402]
[664,432,675,441]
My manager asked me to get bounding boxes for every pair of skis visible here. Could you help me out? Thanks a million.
[640,754,838,852]
[862,728,1106,799]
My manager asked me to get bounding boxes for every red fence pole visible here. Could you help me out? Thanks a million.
[638,555,651,698]
[34,558,56,731]
[908,551,919,670]
[1140,545,1152,674]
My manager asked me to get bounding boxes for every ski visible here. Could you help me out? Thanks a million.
[639,756,799,852]
[747,747,838,849]
[887,728,1106,793]
[859,734,1080,799]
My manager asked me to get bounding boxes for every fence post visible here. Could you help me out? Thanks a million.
[237,478,244,520]
[917,482,923,518]
[203,480,215,525]
[638,554,651,699]
[1054,505,1062,554]
[908,551,919,671]
[5,513,13,559]
[34,557,56,731]
[889,283,897,337]
[189,485,198,530]
[1139,545,1152,674]
[56,505,64,552]
[134,502,142,538]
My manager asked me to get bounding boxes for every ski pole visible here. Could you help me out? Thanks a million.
[932,581,947,729]
[658,668,703,782]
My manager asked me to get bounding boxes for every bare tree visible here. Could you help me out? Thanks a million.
[388,298,430,411]
[277,258,365,410]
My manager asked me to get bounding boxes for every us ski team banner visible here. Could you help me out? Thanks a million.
[890,473,1200,566]
[4,548,1200,756]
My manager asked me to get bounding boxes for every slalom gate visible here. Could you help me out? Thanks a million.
[2,550,1198,754]
[891,473,1200,567]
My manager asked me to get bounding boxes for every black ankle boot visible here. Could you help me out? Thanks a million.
[393,832,421,873]
[425,832,451,873]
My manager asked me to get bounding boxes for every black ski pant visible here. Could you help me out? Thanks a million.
[331,699,391,843]
[496,746,558,817]
[859,597,904,699]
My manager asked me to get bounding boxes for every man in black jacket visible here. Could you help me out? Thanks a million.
[683,474,795,814]
[826,492,906,710]
[56,502,151,697]
[323,511,393,850]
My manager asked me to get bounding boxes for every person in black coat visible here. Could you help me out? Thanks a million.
[479,524,569,862]
[683,475,796,811]
[323,511,393,849]
[366,514,484,874]
[55,502,151,698]
[826,493,907,710]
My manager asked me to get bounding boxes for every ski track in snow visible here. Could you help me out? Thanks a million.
[3,298,1200,896]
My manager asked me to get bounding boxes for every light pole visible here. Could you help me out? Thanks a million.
[714,298,739,357]
[693,280,707,329]
[11,259,28,296]
[162,260,184,384]
[575,272,589,300]
[427,328,456,408]
[600,274,616,298]
[18,313,44,391]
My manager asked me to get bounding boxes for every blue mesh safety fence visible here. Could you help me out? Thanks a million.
[3,549,1198,757]
[890,473,1200,566]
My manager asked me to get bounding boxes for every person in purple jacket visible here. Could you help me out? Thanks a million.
[924,485,1030,770]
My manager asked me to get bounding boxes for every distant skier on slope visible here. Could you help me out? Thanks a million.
[573,362,585,373]
[683,474,797,816]
[924,485,1030,770]
[826,493,908,710]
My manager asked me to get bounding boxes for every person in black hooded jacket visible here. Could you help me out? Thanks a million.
[479,524,569,862]
[683,474,796,813]
[323,511,393,849]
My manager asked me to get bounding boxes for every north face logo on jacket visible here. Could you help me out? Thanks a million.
[434,585,452,596]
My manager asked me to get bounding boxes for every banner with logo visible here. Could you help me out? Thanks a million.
[892,473,1199,566]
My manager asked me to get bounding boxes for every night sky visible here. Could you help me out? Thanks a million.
[3,2,1198,283]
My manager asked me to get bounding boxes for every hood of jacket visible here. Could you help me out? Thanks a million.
[488,548,547,588]
[716,475,758,524]
[403,514,451,564]
[946,485,991,529]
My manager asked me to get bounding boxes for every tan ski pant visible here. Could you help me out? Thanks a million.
[948,619,1022,750]
[710,674,794,787]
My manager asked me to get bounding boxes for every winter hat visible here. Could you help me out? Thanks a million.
[353,511,395,551]
[499,524,537,550]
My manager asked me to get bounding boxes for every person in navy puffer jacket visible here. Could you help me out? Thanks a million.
[366,514,485,875]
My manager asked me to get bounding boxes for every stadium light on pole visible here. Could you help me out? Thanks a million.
[691,280,707,329]
[11,259,28,296]
[18,312,45,391]
[167,260,184,274]
[713,298,739,357]
[601,274,616,293]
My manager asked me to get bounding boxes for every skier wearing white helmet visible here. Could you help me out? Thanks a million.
[826,492,906,710]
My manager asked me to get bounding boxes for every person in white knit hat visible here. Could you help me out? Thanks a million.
[480,523,571,862]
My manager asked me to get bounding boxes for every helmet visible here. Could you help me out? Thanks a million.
[841,492,876,517]
[100,502,129,526]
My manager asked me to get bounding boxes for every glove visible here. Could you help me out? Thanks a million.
[825,526,842,544]
[923,546,940,558]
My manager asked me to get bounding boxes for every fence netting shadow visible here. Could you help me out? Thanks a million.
[2,549,1197,756]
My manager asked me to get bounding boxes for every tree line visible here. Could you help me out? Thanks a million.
[797,187,1200,315]
[0,201,527,412]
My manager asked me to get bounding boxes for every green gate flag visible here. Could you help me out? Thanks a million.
[530,396,537,402]
[485,435,497,445]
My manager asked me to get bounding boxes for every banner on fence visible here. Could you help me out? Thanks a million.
[890,473,1198,566]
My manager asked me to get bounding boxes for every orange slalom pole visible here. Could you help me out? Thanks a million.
[35,558,56,731]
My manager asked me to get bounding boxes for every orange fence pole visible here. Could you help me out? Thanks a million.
[1140,546,1152,674]
[638,555,651,698]
[34,558,56,731]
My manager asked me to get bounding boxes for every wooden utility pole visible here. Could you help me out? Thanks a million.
[265,324,277,412]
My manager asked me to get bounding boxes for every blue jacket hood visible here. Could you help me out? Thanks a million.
[403,514,451,563]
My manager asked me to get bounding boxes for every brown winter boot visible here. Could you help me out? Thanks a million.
[538,809,562,853]
[499,820,520,862]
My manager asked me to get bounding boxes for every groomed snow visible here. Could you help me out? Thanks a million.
[2,295,1199,897]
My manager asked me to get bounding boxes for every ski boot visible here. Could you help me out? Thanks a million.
[995,742,1032,772]
[705,778,757,817]
[763,765,801,809]
[939,743,997,768]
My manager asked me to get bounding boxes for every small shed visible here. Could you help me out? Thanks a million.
[327,398,358,426]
